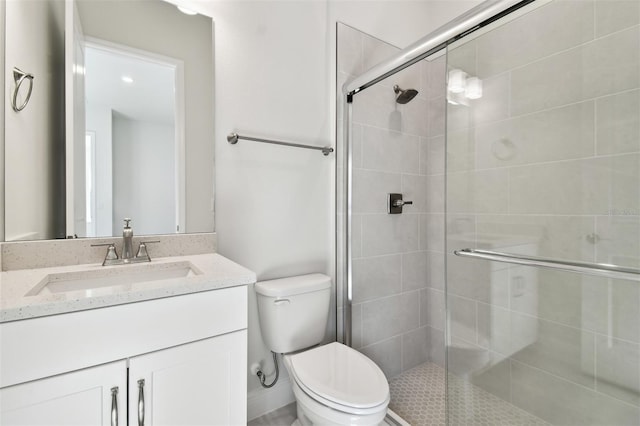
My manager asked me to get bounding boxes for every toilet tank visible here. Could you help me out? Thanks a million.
[255,273,331,354]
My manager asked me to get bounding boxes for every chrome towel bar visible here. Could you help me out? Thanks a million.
[454,248,640,282]
[227,132,334,156]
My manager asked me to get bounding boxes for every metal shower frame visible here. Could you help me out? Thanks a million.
[337,0,536,346]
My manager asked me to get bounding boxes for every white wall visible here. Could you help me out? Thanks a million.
[1,0,5,242]
[4,0,66,241]
[112,113,176,236]
[203,2,332,409]
[85,103,113,237]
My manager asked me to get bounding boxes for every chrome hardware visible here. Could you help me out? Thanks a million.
[92,236,160,266]
[122,218,134,262]
[227,132,334,156]
[454,248,640,282]
[343,0,529,98]
[11,67,34,112]
[135,241,160,262]
[392,199,413,207]
[137,379,145,426]
[388,193,413,214]
[91,243,120,266]
[110,387,119,426]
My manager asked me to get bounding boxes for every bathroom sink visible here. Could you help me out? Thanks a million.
[26,261,202,296]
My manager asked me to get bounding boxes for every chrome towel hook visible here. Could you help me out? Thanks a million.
[12,67,34,112]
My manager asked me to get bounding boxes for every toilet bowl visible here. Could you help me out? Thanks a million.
[284,342,389,426]
[255,274,390,425]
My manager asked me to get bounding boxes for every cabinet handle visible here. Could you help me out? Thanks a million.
[110,387,118,426]
[137,379,145,426]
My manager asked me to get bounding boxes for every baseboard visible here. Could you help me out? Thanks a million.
[247,375,295,421]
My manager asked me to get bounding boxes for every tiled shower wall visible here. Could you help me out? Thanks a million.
[445,0,640,424]
[337,23,447,379]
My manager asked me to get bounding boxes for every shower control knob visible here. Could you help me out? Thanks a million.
[393,199,413,207]
[388,193,413,214]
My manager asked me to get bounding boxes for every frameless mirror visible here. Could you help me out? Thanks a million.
[3,0,214,241]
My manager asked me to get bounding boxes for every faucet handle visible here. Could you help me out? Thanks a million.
[124,218,132,228]
[91,243,120,266]
[135,241,160,262]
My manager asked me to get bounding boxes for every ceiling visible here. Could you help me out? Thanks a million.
[85,45,176,124]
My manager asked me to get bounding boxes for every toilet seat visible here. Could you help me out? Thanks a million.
[285,342,390,415]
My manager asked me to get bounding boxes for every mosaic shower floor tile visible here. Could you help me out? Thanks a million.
[389,362,550,426]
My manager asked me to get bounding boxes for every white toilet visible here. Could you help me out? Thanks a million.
[255,273,390,426]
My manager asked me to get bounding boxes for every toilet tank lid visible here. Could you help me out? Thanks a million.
[255,273,331,297]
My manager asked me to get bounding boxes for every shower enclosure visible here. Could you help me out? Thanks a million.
[338,0,640,424]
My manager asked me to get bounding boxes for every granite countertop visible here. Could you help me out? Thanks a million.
[0,253,256,323]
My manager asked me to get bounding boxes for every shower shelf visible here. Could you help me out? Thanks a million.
[454,248,640,282]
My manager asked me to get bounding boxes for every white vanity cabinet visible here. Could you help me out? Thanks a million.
[128,331,246,426]
[0,361,127,425]
[0,285,249,426]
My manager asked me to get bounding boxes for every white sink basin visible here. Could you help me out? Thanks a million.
[26,261,202,296]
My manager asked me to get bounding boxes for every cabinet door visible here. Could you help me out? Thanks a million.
[0,360,126,426]
[129,330,247,426]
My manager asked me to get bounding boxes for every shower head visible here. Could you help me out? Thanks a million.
[393,85,419,104]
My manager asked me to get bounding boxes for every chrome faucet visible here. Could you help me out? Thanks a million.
[92,218,160,266]
[122,218,134,262]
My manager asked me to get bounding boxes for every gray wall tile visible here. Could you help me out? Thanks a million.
[508,155,640,216]
[427,251,445,291]
[361,125,420,174]
[360,336,403,379]
[595,0,640,37]
[337,24,364,75]
[475,101,596,169]
[353,169,401,214]
[362,214,420,256]
[511,360,640,425]
[401,174,428,213]
[362,291,420,346]
[448,295,477,343]
[402,326,430,371]
[476,0,594,77]
[352,254,402,303]
[402,251,428,291]
[596,89,640,155]
[511,314,595,388]
[511,26,639,116]
[428,326,446,367]
[420,288,445,330]
[596,334,640,406]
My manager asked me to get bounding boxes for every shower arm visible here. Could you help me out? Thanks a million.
[342,0,534,100]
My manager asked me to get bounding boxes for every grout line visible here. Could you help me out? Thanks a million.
[510,358,640,410]
[445,150,640,174]
[440,212,640,218]
[504,22,637,76]
[509,358,514,403]
[450,87,639,132]
[465,296,640,347]
[593,332,598,393]
[354,113,431,139]
[400,251,404,293]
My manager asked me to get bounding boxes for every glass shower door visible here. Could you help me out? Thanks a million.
[445,0,640,424]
